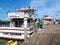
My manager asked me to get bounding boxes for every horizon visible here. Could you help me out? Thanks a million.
[0,0,60,21]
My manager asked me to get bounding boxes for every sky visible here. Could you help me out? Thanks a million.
[0,0,60,21]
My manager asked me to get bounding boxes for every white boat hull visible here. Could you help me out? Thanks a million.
[0,27,33,40]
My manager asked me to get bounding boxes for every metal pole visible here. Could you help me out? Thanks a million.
[24,17,28,40]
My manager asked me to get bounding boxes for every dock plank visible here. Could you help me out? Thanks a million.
[21,24,60,45]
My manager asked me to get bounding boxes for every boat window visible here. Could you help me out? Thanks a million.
[27,18,34,27]
[10,33,21,36]
[11,18,24,27]
[11,18,36,28]
[3,32,9,35]
[0,21,10,27]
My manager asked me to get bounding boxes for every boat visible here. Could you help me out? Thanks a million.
[0,6,37,40]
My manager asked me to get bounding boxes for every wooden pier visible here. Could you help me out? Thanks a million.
[21,24,60,45]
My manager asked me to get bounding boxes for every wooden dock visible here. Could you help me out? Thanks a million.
[21,24,60,45]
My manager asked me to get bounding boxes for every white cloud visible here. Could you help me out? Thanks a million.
[31,0,60,10]
[29,0,60,18]
[30,0,47,9]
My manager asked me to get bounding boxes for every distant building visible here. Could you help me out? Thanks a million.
[43,15,53,24]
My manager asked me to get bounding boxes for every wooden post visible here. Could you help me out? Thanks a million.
[36,21,38,31]
[24,17,28,40]
[33,18,36,33]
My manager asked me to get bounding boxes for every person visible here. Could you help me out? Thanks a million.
[40,23,43,29]
[58,21,60,25]
[53,21,55,24]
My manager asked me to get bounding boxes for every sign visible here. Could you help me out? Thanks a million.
[8,12,24,18]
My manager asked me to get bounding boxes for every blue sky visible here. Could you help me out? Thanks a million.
[0,0,60,21]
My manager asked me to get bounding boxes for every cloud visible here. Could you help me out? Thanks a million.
[29,0,60,18]
[30,0,46,9]
[30,0,57,10]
